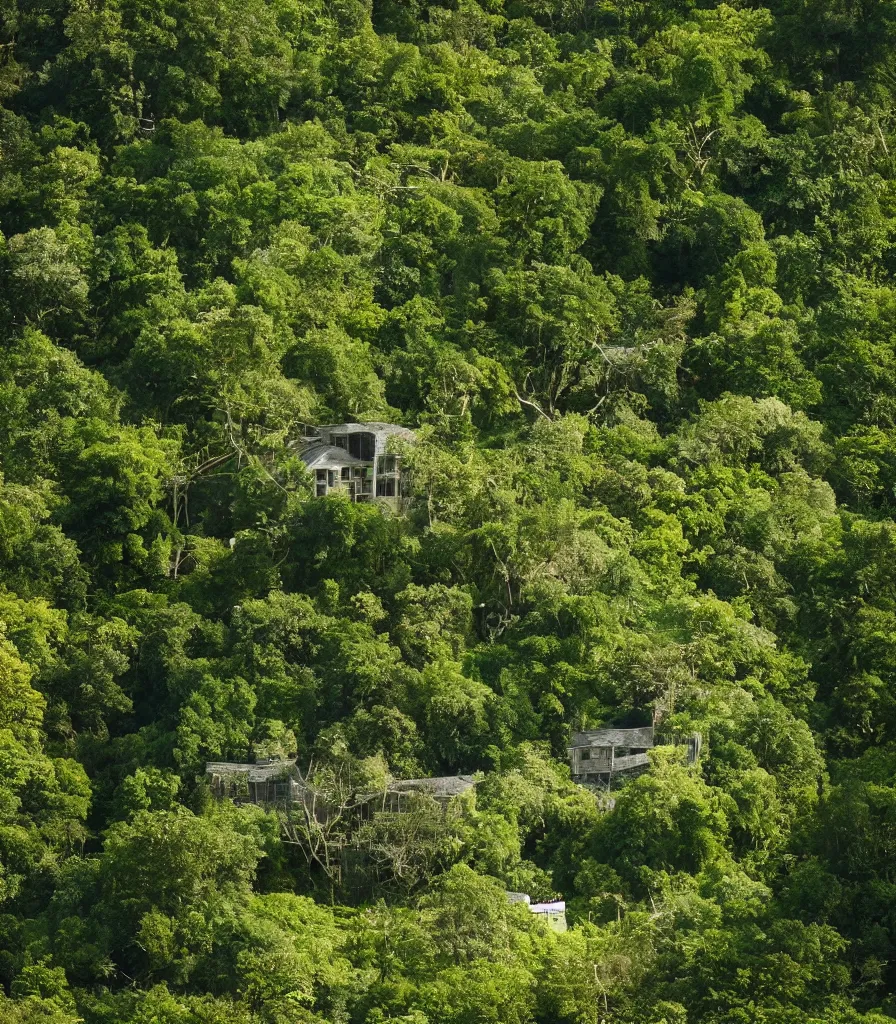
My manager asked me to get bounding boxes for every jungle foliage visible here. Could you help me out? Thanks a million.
[2,0,896,1021]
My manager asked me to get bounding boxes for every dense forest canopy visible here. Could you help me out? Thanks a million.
[2,0,896,1021]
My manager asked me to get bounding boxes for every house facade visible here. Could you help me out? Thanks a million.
[297,422,415,510]
[568,726,702,787]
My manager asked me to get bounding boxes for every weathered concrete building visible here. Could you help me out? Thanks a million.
[205,758,304,805]
[568,726,702,787]
[296,422,415,510]
[205,761,476,815]
[380,775,476,811]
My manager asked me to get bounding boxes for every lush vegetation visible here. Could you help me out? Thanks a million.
[3,0,896,1021]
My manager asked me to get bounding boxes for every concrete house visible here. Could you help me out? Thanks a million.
[297,422,415,510]
[205,758,304,805]
[205,761,476,815]
[379,775,476,812]
[568,726,702,787]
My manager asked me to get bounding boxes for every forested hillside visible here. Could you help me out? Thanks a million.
[3,0,896,1021]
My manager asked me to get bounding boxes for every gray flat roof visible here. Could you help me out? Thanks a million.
[299,442,366,469]
[317,422,415,440]
[206,760,298,782]
[390,775,476,797]
[570,727,655,748]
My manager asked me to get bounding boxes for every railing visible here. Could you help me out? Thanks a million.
[611,753,650,772]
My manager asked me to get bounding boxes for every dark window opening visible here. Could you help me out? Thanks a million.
[341,467,351,480]
[376,478,396,497]
[348,432,375,461]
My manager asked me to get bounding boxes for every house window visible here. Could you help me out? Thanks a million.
[341,467,351,480]
[328,470,337,488]
[348,432,375,461]
[580,749,591,761]
[331,434,348,449]
[376,477,396,497]
[378,455,396,474]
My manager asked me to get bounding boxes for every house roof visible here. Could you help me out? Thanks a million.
[299,442,365,469]
[570,727,655,749]
[316,422,416,441]
[205,759,299,783]
[529,901,566,914]
[291,422,416,470]
[389,775,476,798]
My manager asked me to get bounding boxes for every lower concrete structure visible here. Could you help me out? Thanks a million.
[205,761,476,814]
